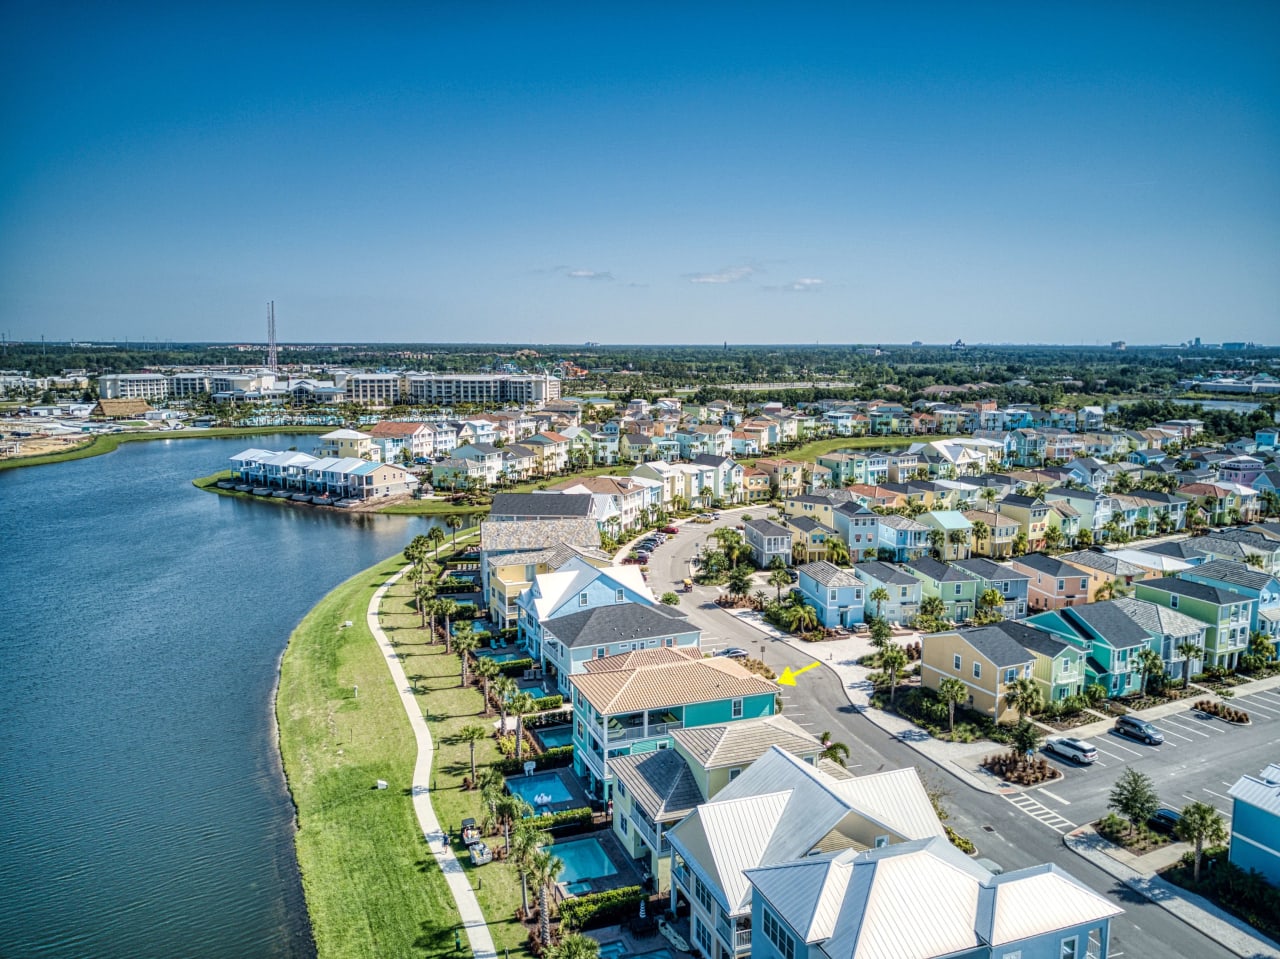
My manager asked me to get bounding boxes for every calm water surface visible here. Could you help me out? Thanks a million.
[0,435,448,958]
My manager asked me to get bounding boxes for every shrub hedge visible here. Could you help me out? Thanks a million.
[492,745,574,775]
[498,657,535,676]
[559,886,645,931]
[531,694,563,711]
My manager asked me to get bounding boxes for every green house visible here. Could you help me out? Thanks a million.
[989,620,1087,702]
[1134,577,1255,669]
[905,556,982,622]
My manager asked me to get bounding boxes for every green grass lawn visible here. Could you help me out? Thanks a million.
[278,532,536,959]
[739,432,951,468]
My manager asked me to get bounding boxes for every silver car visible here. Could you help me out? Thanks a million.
[1044,737,1098,764]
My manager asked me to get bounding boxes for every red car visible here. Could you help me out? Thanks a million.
[661,525,680,534]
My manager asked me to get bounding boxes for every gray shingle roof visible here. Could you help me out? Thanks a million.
[1140,576,1252,607]
[798,561,862,588]
[1185,559,1276,591]
[949,626,1034,667]
[1110,597,1207,638]
[489,492,594,518]
[480,517,601,552]
[853,561,918,587]
[950,557,1030,582]
[745,518,792,538]
[543,602,693,649]
[1059,550,1147,578]
[1142,539,1214,560]
[990,620,1070,659]
[788,516,837,536]
[1062,601,1159,648]
[1014,553,1085,578]
[906,557,978,583]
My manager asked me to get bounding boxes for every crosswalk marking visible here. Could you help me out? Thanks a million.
[1004,792,1077,833]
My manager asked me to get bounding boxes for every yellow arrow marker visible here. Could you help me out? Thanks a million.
[776,662,820,686]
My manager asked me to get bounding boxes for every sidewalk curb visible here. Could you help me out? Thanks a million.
[1063,826,1280,959]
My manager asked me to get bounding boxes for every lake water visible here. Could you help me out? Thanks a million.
[0,435,454,958]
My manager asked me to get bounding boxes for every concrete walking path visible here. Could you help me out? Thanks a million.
[1064,826,1280,959]
[368,565,497,959]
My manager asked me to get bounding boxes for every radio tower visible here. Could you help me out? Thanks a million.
[266,301,278,372]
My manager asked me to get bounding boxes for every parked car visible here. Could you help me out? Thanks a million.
[715,647,749,660]
[662,525,680,534]
[1043,737,1098,765]
[1148,808,1183,835]
[634,551,651,563]
[1114,715,1164,745]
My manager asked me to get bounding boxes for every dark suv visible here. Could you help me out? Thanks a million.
[1114,715,1163,745]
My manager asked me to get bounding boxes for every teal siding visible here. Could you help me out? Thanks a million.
[685,692,775,727]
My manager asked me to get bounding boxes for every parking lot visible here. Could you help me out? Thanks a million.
[1023,684,1280,833]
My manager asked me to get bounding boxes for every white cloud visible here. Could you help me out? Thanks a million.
[686,263,760,284]
[565,268,614,280]
[782,277,823,292]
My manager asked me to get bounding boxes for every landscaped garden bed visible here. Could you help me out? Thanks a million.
[868,685,1014,745]
[981,750,1061,786]
[1095,813,1171,855]
[1191,699,1251,724]
[1160,848,1280,943]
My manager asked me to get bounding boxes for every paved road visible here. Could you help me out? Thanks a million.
[644,515,1238,959]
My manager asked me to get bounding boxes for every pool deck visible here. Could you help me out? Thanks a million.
[509,766,592,816]
[551,828,642,901]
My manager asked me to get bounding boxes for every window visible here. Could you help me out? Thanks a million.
[1081,579,1088,591]
[731,698,743,719]
[619,815,628,834]
[874,835,890,848]
[973,662,982,679]
[955,583,962,595]
[954,654,962,670]
[729,767,742,780]
[1005,667,1016,684]
[762,905,796,959]
[695,919,712,956]
[1170,595,1179,609]
[694,876,715,914]
[830,589,838,603]
[616,588,625,603]
[1060,936,1078,959]
[595,647,605,659]
[579,592,589,607]
[665,637,673,647]
[901,586,908,598]
[1057,579,1065,591]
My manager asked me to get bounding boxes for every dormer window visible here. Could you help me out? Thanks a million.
[579,592,589,607]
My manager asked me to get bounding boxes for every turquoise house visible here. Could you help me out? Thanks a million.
[1027,602,1151,697]
[569,647,778,801]
[1228,763,1280,885]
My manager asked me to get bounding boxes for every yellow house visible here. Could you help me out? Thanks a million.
[921,626,1035,724]
[961,509,1020,559]
[316,428,380,461]
[486,543,612,627]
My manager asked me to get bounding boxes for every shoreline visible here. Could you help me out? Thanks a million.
[0,425,330,472]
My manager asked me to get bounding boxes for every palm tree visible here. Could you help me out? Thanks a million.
[446,514,464,547]
[975,587,1005,624]
[938,676,967,739]
[458,724,487,783]
[495,793,532,856]
[880,644,908,706]
[826,537,851,566]
[927,527,945,557]
[509,691,537,762]
[1136,647,1166,695]
[509,824,550,918]
[492,675,517,728]
[436,598,459,653]
[1176,638,1204,685]
[474,656,501,715]
[920,595,947,621]
[948,527,970,559]
[530,849,566,947]
[478,768,506,830]
[1094,579,1116,602]
[818,730,850,767]
[427,526,446,556]
[981,487,998,511]
[1043,524,1065,553]
[454,626,480,687]
[414,582,436,629]
[868,616,893,651]
[768,568,791,602]
[787,602,820,637]
[1004,677,1042,721]
[1175,801,1228,882]
[868,586,890,619]
[547,933,601,959]
[970,520,989,553]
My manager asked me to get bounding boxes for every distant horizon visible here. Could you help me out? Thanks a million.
[3,5,1277,343]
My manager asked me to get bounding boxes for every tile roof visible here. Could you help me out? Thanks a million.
[543,603,694,649]
[485,542,611,569]
[1110,598,1207,638]
[609,749,704,822]
[671,716,821,770]
[569,656,776,715]
[879,514,928,531]
[581,645,702,672]
[480,518,600,552]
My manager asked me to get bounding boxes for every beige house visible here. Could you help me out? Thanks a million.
[921,626,1035,724]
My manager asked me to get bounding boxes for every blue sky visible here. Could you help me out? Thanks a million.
[2,2,1277,345]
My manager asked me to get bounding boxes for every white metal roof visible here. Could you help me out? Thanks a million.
[1229,764,1280,816]
[979,865,1123,945]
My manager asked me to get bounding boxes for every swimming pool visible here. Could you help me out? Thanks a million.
[544,837,618,886]
[533,725,574,748]
[475,650,524,664]
[506,772,574,812]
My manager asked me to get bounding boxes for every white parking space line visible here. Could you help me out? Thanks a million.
[1103,738,1144,757]
[1150,724,1193,743]
[1160,717,1214,737]
[1092,745,1130,763]
[1203,788,1233,803]
[1248,690,1280,706]
[1236,701,1277,718]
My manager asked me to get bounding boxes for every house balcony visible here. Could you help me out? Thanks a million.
[607,719,683,743]
[717,913,752,954]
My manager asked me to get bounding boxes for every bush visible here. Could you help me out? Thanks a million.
[531,694,564,711]
[492,745,574,775]
[498,657,535,676]
[945,826,975,854]
[559,886,645,931]
[522,806,593,830]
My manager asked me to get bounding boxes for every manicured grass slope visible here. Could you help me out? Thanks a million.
[277,557,463,959]
[0,425,328,471]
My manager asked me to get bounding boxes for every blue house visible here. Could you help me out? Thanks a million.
[745,837,1121,959]
[1228,763,1280,886]
[951,556,1031,620]
[795,562,866,628]
[832,501,880,561]
[876,514,929,562]
[852,561,922,625]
